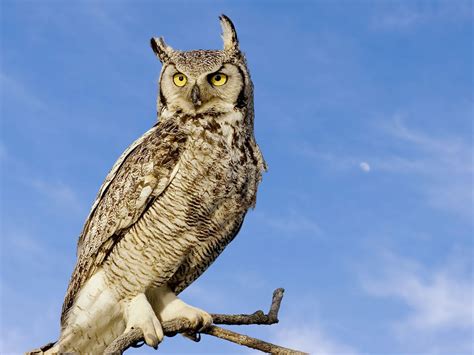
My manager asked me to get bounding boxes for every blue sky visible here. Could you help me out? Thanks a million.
[0,1,472,354]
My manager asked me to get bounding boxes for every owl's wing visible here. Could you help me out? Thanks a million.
[61,119,187,323]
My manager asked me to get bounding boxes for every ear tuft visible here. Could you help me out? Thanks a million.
[219,14,239,52]
[150,37,173,63]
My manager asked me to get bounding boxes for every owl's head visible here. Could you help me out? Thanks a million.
[151,15,252,116]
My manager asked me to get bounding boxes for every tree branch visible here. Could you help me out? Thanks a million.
[203,326,306,355]
[105,288,307,354]
[211,287,284,325]
[28,288,307,354]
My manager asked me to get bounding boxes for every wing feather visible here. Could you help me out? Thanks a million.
[76,124,158,253]
[61,119,187,323]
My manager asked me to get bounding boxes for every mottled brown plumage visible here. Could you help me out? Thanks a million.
[51,15,266,353]
[62,118,187,321]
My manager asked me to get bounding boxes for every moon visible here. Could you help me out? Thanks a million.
[359,162,371,172]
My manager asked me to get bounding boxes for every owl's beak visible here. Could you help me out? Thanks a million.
[191,84,201,107]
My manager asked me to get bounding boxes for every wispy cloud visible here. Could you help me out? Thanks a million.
[383,114,471,172]
[299,114,473,219]
[361,250,473,353]
[8,230,47,257]
[0,327,30,354]
[181,283,232,312]
[26,177,84,215]
[0,226,71,273]
[297,144,360,172]
[272,324,357,355]
[270,307,357,355]
[363,253,472,330]
[1,139,84,217]
[0,278,62,354]
[253,209,322,238]
[378,115,472,217]
[372,10,423,30]
[0,72,47,112]
[80,3,140,53]
[370,1,473,31]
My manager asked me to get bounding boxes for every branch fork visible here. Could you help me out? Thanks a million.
[105,288,306,354]
[28,288,307,354]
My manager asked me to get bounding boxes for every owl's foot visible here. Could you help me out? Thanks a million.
[124,293,164,348]
[161,298,213,331]
[149,285,213,332]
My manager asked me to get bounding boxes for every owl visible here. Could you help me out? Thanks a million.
[45,15,266,353]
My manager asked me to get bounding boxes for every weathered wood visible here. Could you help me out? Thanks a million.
[29,288,307,354]
[204,325,307,355]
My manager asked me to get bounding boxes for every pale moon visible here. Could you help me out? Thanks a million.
[360,162,371,172]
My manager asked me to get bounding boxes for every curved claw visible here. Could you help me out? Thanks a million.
[125,293,164,348]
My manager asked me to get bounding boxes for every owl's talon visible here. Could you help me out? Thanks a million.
[157,292,213,333]
[125,293,164,348]
[131,340,145,348]
[145,333,158,348]
[182,331,201,342]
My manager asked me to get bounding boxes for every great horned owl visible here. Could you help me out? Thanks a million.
[46,15,266,353]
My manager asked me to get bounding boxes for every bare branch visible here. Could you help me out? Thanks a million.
[105,288,307,354]
[105,318,197,353]
[105,322,307,355]
[203,325,307,355]
[211,288,284,325]
[29,288,307,354]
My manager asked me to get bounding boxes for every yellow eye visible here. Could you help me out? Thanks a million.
[173,73,187,87]
[210,73,227,86]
